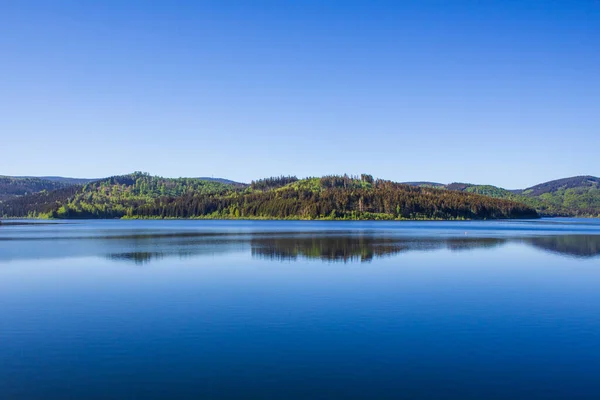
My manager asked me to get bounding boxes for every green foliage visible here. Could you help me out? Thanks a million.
[0,176,71,201]
[282,177,321,192]
[464,185,513,198]
[50,172,240,219]
[444,179,600,217]
[4,172,599,219]
[5,172,600,219]
[251,176,298,191]
[0,173,538,220]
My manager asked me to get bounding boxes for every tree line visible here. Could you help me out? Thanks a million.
[0,174,539,220]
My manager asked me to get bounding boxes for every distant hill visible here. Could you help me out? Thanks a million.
[423,176,600,217]
[446,183,515,198]
[23,176,98,185]
[520,176,600,196]
[0,175,245,203]
[28,175,245,186]
[401,181,445,188]
[2,173,598,219]
[0,176,74,202]
[0,172,240,219]
[196,177,247,187]
[0,172,537,220]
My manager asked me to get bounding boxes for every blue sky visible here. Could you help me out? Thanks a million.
[1,1,598,188]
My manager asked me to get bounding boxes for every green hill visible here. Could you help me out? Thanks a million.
[520,176,600,196]
[0,173,245,210]
[401,181,445,188]
[16,176,98,185]
[0,173,537,220]
[0,176,72,201]
[4,173,598,219]
[196,177,247,187]
[439,176,600,217]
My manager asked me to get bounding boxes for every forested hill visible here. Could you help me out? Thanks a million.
[0,174,244,203]
[18,176,98,185]
[438,176,600,217]
[0,176,72,201]
[0,173,538,220]
[519,176,600,196]
[196,177,247,187]
[2,173,598,219]
[0,176,97,202]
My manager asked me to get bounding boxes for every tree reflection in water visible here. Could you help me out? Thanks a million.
[102,233,600,264]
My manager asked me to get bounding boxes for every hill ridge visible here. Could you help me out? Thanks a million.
[1,173,598,218]
[0,173,538,220]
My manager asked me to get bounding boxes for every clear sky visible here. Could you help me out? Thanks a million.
[1,1,598,188]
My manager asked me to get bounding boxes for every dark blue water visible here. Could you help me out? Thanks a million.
[1,219,600,399]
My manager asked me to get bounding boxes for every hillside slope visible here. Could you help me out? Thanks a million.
[196,177,247,187]
[19,176,98,185]
[0,174,244,203]
[440,176,600,217]
[0,177,72,201]
[0,173,538,220]
[520,176,600,196]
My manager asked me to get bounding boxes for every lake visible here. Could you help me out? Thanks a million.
[1,219,600,399]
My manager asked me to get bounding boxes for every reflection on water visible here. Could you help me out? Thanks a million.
[250,236,509,263]
[526,235,600,258]
[2,220,600,399]
[107,251,166,264]
[97,234,600,265]
[1,220,600,265]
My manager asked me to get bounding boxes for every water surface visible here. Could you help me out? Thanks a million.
[1,219,600,399]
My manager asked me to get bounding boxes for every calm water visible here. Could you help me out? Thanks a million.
[1,219,600,399]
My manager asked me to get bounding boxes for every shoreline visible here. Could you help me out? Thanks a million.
[2,215,547,223]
